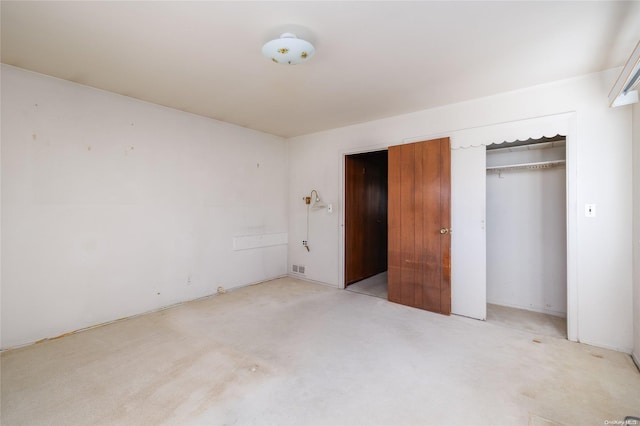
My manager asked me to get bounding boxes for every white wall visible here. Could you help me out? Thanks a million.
[1,65,289,349]
[633,102,640,365]
[486,148,567,316]
[288,69,634,352]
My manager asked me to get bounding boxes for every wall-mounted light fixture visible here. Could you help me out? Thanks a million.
[303,189,327,210]
[302,189,326,252]
[262,33,315,65]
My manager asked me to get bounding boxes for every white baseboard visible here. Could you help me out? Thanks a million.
[578,338,633,354]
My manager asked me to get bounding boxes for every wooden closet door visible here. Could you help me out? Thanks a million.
[388,138,451,315]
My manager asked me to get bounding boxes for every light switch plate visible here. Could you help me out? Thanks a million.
[585,204,596,218]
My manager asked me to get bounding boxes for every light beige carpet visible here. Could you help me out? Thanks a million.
[487,303,567,339]
[2,277,639,425]
[346,271,388,299]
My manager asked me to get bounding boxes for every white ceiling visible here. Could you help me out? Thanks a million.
[2,1,640,138]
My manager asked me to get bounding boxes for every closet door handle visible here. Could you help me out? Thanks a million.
[440,228,449,235]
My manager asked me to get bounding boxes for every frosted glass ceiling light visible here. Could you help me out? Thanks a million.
[262,33,315,65]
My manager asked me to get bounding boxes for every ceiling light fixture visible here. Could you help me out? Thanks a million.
[262,33,315,65]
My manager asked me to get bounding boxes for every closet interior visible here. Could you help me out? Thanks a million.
[485,136,568,338]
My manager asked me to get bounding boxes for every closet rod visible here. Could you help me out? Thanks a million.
[486,159,566,172]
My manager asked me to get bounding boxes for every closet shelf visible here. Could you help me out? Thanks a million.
[486,159,566,172]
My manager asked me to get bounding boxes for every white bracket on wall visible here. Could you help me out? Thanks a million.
[232,233,288,251]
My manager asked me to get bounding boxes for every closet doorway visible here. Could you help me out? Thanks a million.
[344,150,388,298]
[485,136,567,338]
